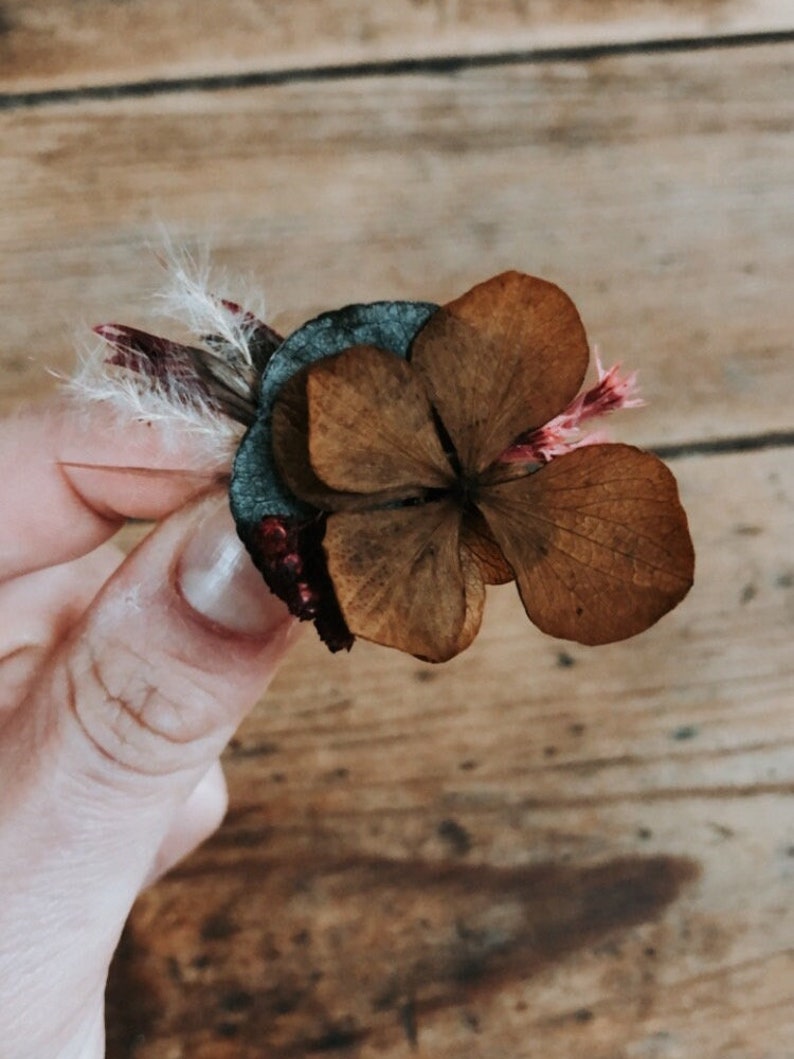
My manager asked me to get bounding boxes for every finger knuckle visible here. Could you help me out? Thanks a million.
[61,637,224,777]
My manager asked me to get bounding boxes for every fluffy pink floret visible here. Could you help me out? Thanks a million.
[501,350,644,465]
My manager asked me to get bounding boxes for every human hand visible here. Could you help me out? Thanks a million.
[0,404,295,1058]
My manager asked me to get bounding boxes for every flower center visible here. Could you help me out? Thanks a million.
[451,473,480,509]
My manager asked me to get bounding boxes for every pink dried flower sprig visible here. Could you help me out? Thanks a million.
[502,351,644,465]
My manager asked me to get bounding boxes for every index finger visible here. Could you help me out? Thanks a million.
[0,400,233,581]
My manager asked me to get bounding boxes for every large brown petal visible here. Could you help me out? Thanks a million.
[323,500,485,662]
[273,364,420,513]
[306,345,453,496]
[478,444,695,645]
[411,272,589,474]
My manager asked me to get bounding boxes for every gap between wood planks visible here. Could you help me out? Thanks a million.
[1,27,793,111]
[654,430,794,462]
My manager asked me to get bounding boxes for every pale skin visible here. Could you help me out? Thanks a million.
[0,403,297,1058]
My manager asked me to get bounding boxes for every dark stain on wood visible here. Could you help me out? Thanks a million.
[200,909,239,941]
[228,737,281,758]
[304,1020,368,1052]
[734,523,763,536]
[437,818,473,856]
[211,821,276,849]
[414,667,438,682]
[671,725,699,741]
[0,5,13,38]
[399,997,419,1048]
[740,582,757,604]
[216,1019,240,1039]
[106,852,697,1056]
[220,988,254,1013]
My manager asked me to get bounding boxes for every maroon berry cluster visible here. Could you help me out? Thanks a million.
[254,516,321,620]
[244,515,354,652]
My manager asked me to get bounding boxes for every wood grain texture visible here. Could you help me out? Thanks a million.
[0,1,791,93]
[1,10,793,1057]
[106,447,794,1057]
[1,43,793,451]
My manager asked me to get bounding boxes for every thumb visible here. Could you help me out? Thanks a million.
[51,491,295,790]
[0,493,295,1039]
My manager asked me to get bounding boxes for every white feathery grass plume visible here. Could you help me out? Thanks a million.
[154,241,267,368]
[65,245,272,465]
[67,337,245,464]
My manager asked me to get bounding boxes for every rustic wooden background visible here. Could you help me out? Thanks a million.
[2,3,793,1057]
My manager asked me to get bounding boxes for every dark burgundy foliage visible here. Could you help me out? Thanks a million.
[94,323,213,398]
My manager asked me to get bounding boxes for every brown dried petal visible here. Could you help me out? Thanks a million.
[411,272,590,474]
[478,444,695,645]
[323,499,485,662]
[306,345,454,496]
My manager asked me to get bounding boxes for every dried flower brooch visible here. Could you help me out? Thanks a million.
[83,271,694,662]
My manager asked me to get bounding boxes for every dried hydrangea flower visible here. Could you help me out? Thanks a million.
[81,268,693,661]
[230,272,694,662]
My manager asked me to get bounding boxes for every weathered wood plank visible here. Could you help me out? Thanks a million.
[1,44,792,449]
[106,444,794,1057]
[2,21,791,1056]
[0,1,791,93]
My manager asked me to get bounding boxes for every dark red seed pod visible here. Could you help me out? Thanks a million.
[281,552,303,575]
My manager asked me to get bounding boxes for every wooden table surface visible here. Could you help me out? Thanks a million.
[2,4,793,1056]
